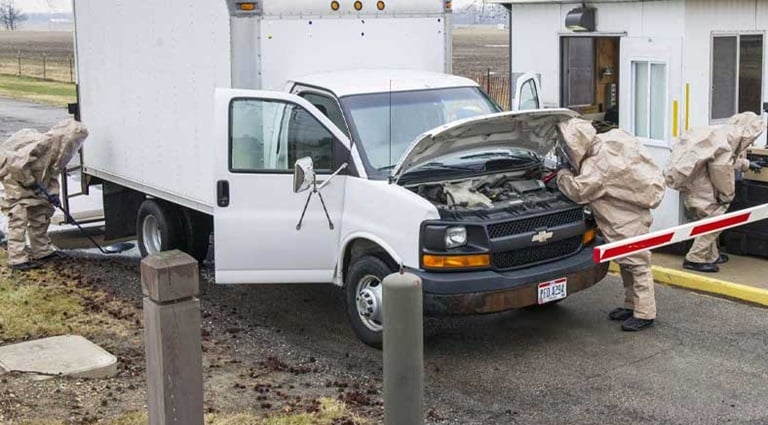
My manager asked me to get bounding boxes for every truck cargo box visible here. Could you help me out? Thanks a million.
[74,0,451,213]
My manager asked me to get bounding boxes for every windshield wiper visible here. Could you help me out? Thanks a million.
[461,151,538,161]
[419,162,477,171]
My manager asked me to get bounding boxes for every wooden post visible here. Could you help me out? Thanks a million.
[141,250,204,425]
[17,51,21,77]
[42,53,47,80]
[69,56,74,83]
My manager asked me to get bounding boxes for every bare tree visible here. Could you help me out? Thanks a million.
[0,0,27,31]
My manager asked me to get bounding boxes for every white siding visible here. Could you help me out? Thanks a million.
[510,1,685,106]
[684,0,766,128]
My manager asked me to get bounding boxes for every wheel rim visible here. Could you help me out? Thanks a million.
[355,274,383,332]
[142,215,162,254]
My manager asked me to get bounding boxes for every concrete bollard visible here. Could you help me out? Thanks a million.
[383,272,424,425]
[141,250,204,425]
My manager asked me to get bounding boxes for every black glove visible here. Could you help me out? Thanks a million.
[749,161,763,173]
[556,161,573,173]
[34,183,61,207]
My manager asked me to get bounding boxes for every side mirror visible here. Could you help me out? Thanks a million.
[293,157,315,193]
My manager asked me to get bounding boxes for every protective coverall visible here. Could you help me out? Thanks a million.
[664,112,766,267]
[0,119,88,268]
[556,118,665,325]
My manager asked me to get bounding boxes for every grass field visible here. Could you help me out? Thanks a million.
[0,74,76,106]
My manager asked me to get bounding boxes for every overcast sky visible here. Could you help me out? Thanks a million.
[15,0,478,14]
[15,0,70,13]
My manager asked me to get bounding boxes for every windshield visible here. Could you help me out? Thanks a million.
[341,87,499,177]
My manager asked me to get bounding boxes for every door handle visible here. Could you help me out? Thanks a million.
[217,180,230,207]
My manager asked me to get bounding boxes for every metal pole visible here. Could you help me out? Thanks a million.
[383,272,424,425]
[142,251,204,425]
[486,67,491,94]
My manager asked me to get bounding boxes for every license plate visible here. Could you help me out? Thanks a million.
[537,278,567,304]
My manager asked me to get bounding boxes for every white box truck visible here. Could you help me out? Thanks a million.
[72,0,608,346]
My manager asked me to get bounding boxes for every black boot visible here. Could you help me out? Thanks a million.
[683,260,719,273]
[715,254,729,264]
[38,251,68,262]
[608,308,633,321]
[10,261,41,271]
[622,317,654,332]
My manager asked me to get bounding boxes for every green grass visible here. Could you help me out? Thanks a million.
[0,74,76,106]
[0,250,134,343]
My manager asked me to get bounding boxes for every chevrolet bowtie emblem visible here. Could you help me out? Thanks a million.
[532,230,554,243]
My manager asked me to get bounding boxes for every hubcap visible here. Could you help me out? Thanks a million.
[142,215,162,254]
[355,275,383,332]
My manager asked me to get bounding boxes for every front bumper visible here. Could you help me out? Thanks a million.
[410,242,609,316]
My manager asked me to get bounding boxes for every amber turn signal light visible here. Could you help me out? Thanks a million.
[238,2,256,11]
[331,1,340,11]
[354,1,363,11]
[377,1,385,10]
[423,254,490,269]
[583,228,597,245]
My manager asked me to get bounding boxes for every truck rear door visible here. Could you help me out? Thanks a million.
[213,89,351,284]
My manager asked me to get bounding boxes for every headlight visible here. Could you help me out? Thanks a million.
[445,226,468,248]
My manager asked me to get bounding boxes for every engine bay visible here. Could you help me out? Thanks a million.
[405,169,575,216]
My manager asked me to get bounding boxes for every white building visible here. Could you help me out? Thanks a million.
[492,0,768,229]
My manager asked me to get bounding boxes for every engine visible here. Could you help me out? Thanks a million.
[408,171,573,213]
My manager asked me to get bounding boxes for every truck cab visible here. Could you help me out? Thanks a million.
[214,70,608,346]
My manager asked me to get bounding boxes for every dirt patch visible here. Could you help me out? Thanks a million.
[0,32,74,59]
[452,26,509,78]
[0,252,381,425]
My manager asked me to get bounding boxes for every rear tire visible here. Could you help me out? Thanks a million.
[137,200,183,257]
[345,255,395,348]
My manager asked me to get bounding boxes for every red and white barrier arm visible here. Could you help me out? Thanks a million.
[593,204,768,264]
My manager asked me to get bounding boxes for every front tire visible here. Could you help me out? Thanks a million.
[137,200,182,257]
[345,255,395,348]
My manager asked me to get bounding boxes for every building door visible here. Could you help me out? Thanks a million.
[619,37,683,231]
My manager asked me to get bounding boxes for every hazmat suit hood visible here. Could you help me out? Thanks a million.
[726,112,766,156]
[46,119,89,172]
[557,117,597,172]
[0,119,88,209]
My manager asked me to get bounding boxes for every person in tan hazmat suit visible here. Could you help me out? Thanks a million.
[664,112,765,273]
[556,118,666,331]
[0,119,88,271]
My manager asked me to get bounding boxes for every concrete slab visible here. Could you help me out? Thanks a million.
[653,253,768,290]
[0,335,118,379]
[609,252,768,308]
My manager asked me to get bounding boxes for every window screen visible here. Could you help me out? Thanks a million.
[563,38,595,107]
[712,34,764,120]
[738,34,763,115]
[712,36,738,120]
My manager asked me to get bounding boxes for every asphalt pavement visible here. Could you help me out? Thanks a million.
[0,96,69,139]
[3,96,768,424]
[204,274,768,425]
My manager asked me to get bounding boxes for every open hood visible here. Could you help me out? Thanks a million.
[392,108,579,179]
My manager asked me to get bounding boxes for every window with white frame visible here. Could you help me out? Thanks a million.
[631,61,667,140]
[711,33,764,121]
